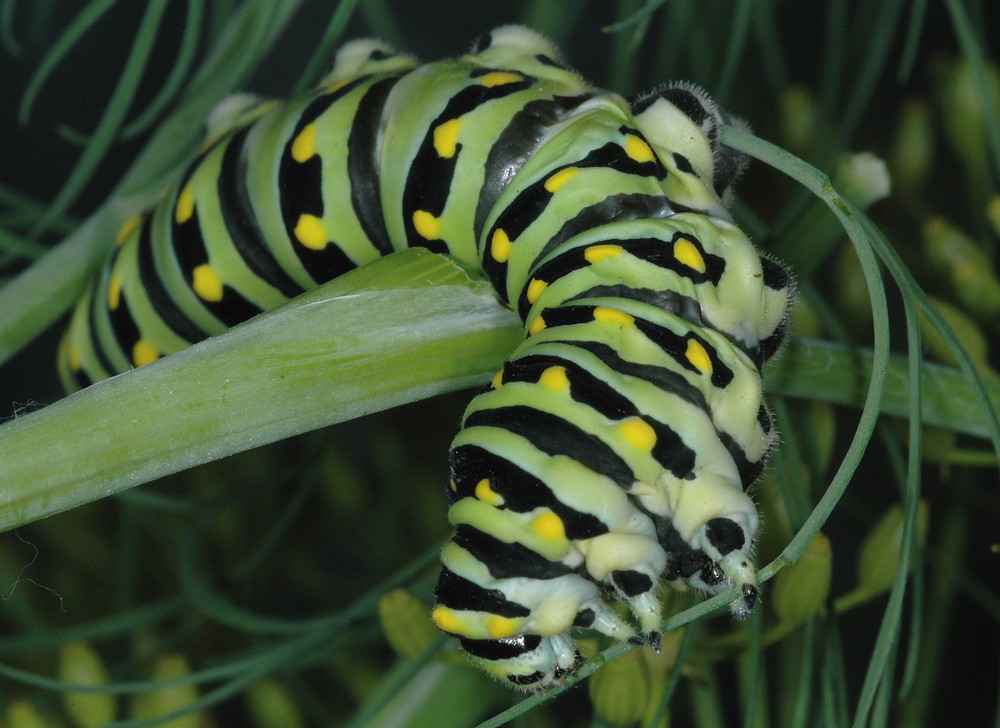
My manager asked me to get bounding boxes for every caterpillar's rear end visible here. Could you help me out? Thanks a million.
[57,25,792,690]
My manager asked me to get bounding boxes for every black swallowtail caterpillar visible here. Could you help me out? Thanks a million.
[58,26,792,689]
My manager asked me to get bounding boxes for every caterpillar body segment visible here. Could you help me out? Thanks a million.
[58,25,793,690]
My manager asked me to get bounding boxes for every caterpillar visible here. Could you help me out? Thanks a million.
[58,26,792,689]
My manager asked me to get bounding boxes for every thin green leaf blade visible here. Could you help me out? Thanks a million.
[766,337,1000,441]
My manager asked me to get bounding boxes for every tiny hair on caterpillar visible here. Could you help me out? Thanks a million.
[59,25,792,689]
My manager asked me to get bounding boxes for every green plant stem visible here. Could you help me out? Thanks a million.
[0,250,521,533]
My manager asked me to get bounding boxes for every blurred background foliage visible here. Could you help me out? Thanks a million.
[0,1,998,726]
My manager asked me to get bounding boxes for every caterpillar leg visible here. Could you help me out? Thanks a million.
[701,520,759,620]
[577,532,667,644]
[719,552,759,620]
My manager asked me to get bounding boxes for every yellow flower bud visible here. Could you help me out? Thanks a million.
[7,700,55,728]
[771,533,833,626]
[378,589,440,660]
[988,195,1000,239]
[919,296,991,374]
[130,654,200,728]
[58,640,116,728]
[922,217,1000,326]
[588,647,651,727]
[779,87,822,156]
[245,679,305,728]
[888,100,933,194]
[856,501,930,599]
[937,58,1000,175]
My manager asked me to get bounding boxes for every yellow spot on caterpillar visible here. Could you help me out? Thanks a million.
[685,338,714,373]
[619,417,657,452]
[413,210,442,240]
[544,166,579,193]
[132,340,159,367]
[431,606,464,635]
[295,214,328,250]
[192,264,224,302]
[624,134,656,163]
[291,122,317,162]
[115,216,141,246]
[449,478,458,492]
[475,478,503,506]
[67,343,81,372]
[478,71,523,87]
[175,183,195,224]
[674,236,706,273]
[433,118,462,158]
[539,365,569,392]
[593,306,634,327]
[532,512,565,542]
[528,313,546,335]
[584,244,624,264]
[491,370,504,389]
[526,277,547,304]
[486,615,518,639]
[107,275,122,310]
[490,228,511,263]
